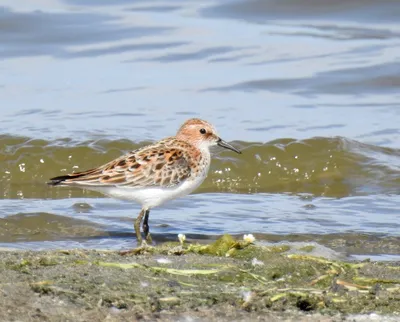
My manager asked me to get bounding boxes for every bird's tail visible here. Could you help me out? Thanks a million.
[47,175,74,186]
[47,167,100,186]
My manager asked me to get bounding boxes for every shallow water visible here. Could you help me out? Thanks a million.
[0,0,399,257]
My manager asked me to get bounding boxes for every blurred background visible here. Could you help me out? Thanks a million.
[0,0,399,258]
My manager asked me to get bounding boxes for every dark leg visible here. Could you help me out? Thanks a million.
[134,208,146,246]
[142,209,152,244]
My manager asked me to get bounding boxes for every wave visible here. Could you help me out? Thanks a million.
[0,135,399,199]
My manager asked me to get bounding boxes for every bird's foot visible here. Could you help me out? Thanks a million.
[119,240,154,256]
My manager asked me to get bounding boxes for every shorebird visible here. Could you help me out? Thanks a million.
[48,118,241,245]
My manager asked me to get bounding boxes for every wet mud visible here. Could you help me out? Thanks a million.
[0,235,399,321]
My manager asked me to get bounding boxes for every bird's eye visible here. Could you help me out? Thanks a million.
[200,128,206,134]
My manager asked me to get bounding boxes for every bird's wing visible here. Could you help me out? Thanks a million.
[49,143,196,188]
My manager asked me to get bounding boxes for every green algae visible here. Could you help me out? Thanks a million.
[97,261,222,276]
[299,245,316,252]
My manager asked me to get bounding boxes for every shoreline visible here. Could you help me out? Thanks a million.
[0,235,399,321]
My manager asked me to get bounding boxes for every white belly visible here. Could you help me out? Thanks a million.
[85,169,208,209]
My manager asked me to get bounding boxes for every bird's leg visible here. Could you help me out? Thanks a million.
[119,208,151,255]
[134,208,146,246]
[142,209,152,244]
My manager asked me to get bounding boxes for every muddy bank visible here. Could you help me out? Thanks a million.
[0,235,399,321]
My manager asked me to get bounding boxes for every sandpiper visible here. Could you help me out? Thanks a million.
[48,118,241,245]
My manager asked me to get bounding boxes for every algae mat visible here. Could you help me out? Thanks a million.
[0,235,399,321]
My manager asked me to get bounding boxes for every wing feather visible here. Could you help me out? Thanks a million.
[48,142,196,188]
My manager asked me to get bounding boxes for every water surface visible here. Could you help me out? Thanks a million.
[0,0,399,258]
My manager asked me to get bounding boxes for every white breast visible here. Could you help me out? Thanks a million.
[86,160,210,209]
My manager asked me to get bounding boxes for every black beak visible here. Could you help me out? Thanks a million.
[217,138,242,154]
